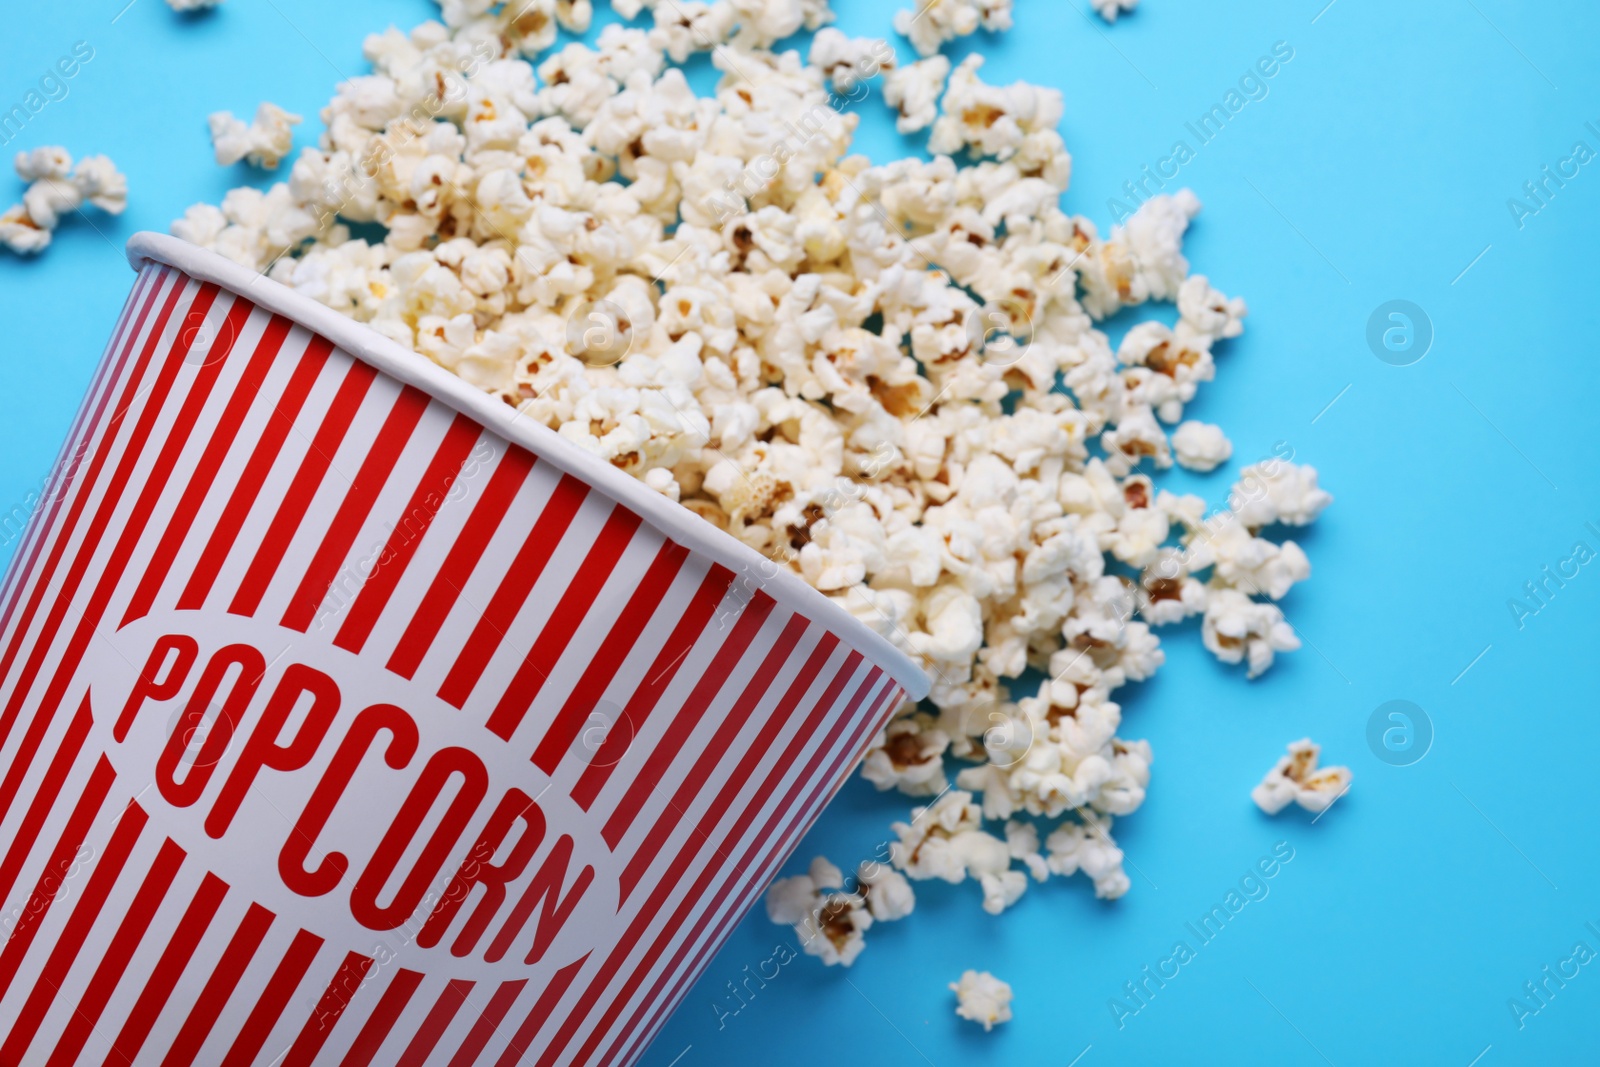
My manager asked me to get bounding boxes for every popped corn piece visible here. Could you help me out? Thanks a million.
[798,890,873,966]
[642,466,681,500]
[729,0,835,50]
[1092,0,1138,22]
[208,103,303,169]
[170,0,1335,964]
[1172,420,1232,472]
[928,55,1063,163]
[858,861,917,921]
[765,856,871,966]
[1178,274,1247,343]
[950,970,1013,1031]
[1079,191,1201,319]
[68,155,128,215]
[2,148,126,255]
[14,146,72,183]
[764,855,913,966]
[647,2,737,63]
[1004,819,1049,882]
[883,55,949,133]
[0,205,51,255]
[1201,587,1299,678]
[765,856,842,924]
[808,29,895,97]
[860,710,951,795]
[1251,738,1351,815]
[1045,811,1131,899]
[1230,460,1334,529]
[895,0,1013,59]
[1137,553,1209,626]
[1203,514,1310,601]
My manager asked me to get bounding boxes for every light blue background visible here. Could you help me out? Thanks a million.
[3,1,1598,1064]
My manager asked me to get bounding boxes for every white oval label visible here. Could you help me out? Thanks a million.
[89,611,616,980]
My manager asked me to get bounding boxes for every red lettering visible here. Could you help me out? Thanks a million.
[155,643,265,808]
[207,663,341,838]
[417,789,547,957]
[485,835,594,965]
[350,747,487,932]
[114,633,199,742]
[280,703,417,898]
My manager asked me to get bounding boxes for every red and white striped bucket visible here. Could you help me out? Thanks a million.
[0,233,927,1066]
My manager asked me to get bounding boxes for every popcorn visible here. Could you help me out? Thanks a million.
[857,861,917,921]
[208,103,303,169]
[0,206,51,255]
[1230,460,1334,529]
[2,148,127,255]
[1092,0,1139,22]
[1172,420,1232,471]
[928,55,1064,163]
[1201,587,1299,678]
[765,855,841,925]
[172,0,1333,991]
[808,30,895,97]
[1251,738,1351,815]
[1178,274,1247,343]
[1045,811,1131,899]
[895,0,1014,59]
[764,856,915,966]
[730,0,835,50]
[1203,514,1310,601]
[950,970,1013,1031]
[883,55,949,133]
[861,711,951,795]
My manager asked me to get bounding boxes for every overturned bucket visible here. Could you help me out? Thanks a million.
[0,233,927,1066]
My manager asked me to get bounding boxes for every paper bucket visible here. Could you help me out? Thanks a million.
[0,233,927,1066]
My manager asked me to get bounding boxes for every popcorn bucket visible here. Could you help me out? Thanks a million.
[0,233,927,1066]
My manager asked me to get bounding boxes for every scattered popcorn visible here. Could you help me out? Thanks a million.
[1251,738,1351,815]
[894,0,1014,58]
[858,860,918,921]
[1046,810,1132,899]
[929,54,1064,163]
[171,0,1331,981]
[1201,587,1299,678]
[1092,0,1139,22]
[861,710,950,795]
[208,102,303,169]
[1231,460,1334,529]
[1200,514,1310,600]
[882,55,950,133]
[764,856,915,966]
[808,29,895,97]
[1171,420,1231,472]
[2,147,126,255]
[889,790,1040,914]
[950,969,1013,1031]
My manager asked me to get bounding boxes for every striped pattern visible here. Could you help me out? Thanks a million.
[0,265,908,1065]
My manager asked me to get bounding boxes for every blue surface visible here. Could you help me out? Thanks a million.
[3,1,1598,1064]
